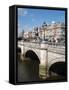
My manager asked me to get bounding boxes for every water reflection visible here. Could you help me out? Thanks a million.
[17,54,66,82]
[18,57,40,82]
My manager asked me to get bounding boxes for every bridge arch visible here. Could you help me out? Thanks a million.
[48,56,65,68]
[17,47,21,60]
[24,50,40,80]
[17,47,21,53]
[49,61,66,77]
[25,50,40,63]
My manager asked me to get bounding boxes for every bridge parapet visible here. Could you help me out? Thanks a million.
[18,41,48,50]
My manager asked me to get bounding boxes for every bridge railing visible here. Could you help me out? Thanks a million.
[18,41,65,55]
[18,41,41,49]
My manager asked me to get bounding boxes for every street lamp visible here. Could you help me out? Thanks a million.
[43,27,45,41]
[22,30,24,41]
[42,22,47,41]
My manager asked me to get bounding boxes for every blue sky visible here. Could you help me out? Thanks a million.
[18,8,65,34]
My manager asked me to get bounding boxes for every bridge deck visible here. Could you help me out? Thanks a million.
[18,41,65,55]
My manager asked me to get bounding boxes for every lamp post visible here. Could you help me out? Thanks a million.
[34,27,38,42]
[43,27,45,41]
[22,30,24,41]
[42,22,47,41]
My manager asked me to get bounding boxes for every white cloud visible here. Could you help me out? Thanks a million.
[18,8,28,16]
[52,21,55,24]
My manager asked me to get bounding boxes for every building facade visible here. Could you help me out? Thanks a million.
[18,22,65,44]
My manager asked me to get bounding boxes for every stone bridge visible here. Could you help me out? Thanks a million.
[18,41,65,79]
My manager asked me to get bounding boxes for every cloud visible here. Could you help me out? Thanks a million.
[18,8,28,16]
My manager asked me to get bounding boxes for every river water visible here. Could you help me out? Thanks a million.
[17,57,65,82]
[18,58,40,82]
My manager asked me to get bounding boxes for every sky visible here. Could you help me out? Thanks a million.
[18,8,65,34]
